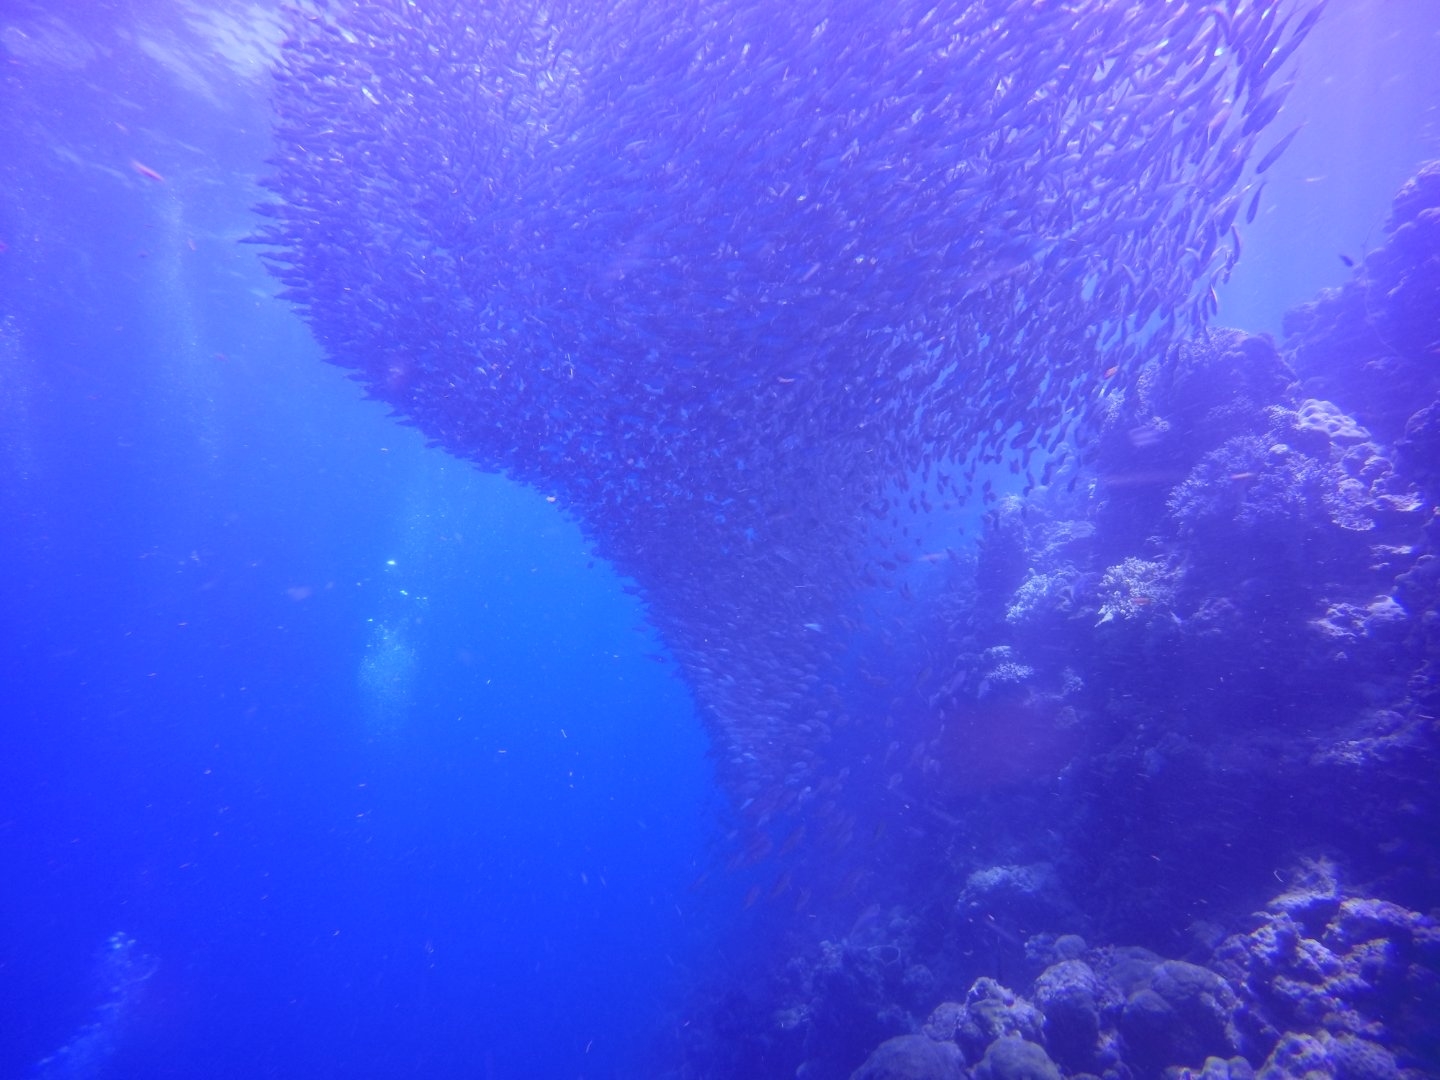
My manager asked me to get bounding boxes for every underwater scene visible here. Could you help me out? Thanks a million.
[1,0,1438,1077]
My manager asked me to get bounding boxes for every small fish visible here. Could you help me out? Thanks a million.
[777,824,806,856]
[1339,253,1355,267]
[129,159,165,182]
[1255,123,1303,174]
[1245,183,1265,224]
[1242,78,1294,136]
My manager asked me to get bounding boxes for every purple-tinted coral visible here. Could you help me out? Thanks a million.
[953,978,1047,1063]
[1211,896,1440,1072]
[844,890,1434,1079]
[1095,556,1182,627]
[1284,160,1440,443]
[849,1033,964,1080]
[1032,958,1113,1073]
[972,1034,1062,1080]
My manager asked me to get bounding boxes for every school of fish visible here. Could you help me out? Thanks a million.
[256,0,1321,833]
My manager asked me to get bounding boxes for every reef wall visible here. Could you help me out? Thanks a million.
[684,164,1440,1080]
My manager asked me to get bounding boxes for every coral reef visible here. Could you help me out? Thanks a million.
[927,164,1440,945]
[1285,162,1440,443]
[695,162,1440,1080]
[850,1035,965,1080]
[836,890,1438,1080]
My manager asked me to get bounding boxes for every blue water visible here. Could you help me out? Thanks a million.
[1219,0,1440,332]
[2,2,1438,1079]
[0,10,732,1076]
